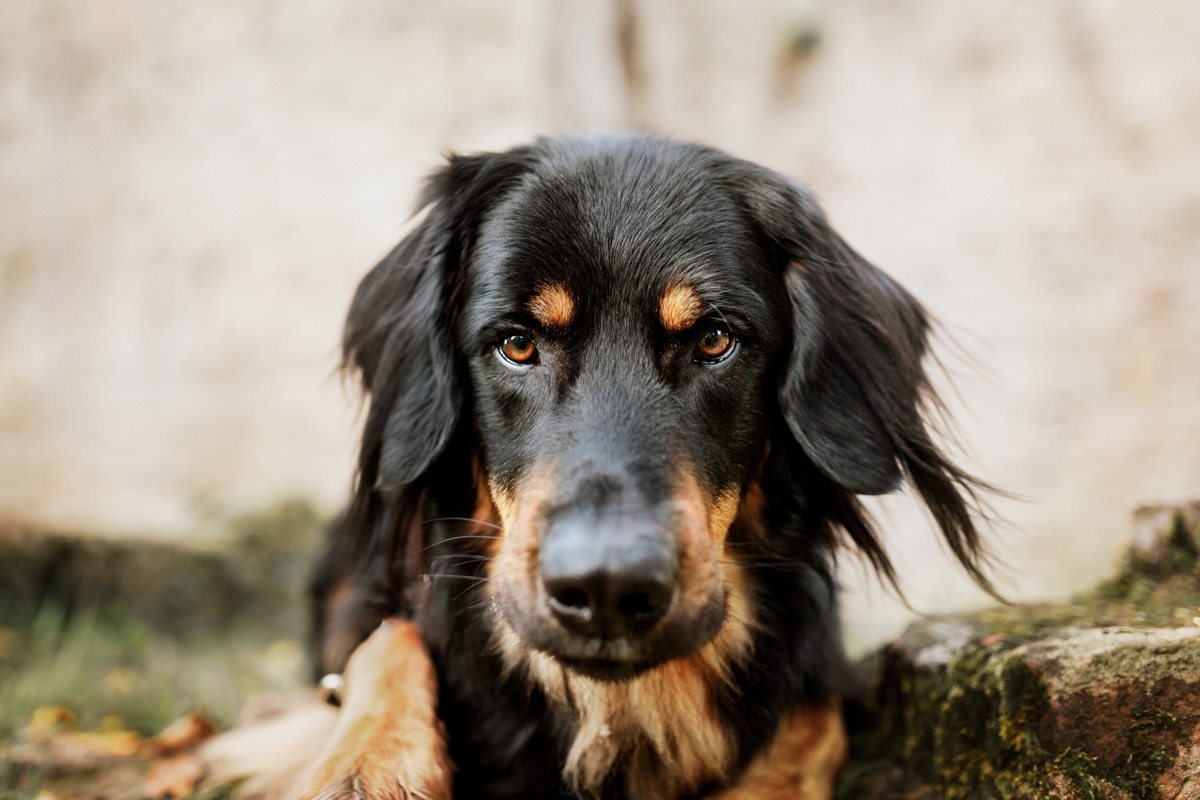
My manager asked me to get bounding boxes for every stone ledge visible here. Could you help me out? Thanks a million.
[839,498,1200,800]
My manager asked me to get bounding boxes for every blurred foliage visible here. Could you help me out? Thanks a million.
[0,499,326,739]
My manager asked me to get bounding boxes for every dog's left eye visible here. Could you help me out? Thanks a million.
[694,327,737,364]
[497,334,539,366]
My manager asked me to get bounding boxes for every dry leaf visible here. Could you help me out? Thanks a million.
[154,712,217,755]
[57,729,144,759]
[144,753,207,798]
[25,706,77,741]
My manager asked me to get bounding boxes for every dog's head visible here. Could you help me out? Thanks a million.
[342,135,991,682]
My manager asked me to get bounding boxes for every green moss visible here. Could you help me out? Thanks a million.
[841,635,1186,799]
[840,508,1200,799]
[897,646,1054,798]
[1104,701,1177,797]
[1093,512,1200,611]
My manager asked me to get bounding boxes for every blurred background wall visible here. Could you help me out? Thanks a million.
[2,0,1197,647]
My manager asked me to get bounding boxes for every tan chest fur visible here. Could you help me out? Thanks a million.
[492,562,756,800]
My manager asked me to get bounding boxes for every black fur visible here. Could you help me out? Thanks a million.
[312,135,993,799]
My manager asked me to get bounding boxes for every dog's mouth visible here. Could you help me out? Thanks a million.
[554,656,655,682]
[495,581,729,683]
[532,628,667,682]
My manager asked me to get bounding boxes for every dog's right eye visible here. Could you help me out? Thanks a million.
[497,334,538,366]
[694,327,737,365]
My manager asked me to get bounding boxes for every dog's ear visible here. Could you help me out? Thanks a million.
[776,208,925,497]
[727,161,995,594]
[339,148,533,604]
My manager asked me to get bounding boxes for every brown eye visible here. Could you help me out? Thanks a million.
[695,327,736,363]
[498,334,538,365]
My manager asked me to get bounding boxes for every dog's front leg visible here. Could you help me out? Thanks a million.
[292,619,452,800]
[705,702,846,800]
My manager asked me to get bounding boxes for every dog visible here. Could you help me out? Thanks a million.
[234,134,994,800]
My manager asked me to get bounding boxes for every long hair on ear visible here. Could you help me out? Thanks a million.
[723,158,1000,599]
[336,148,535,617]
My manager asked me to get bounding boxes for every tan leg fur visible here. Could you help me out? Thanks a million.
[705,702,847,800]
[290,619,452,800]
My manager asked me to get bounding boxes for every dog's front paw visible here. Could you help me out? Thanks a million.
[292,620,452,800]
[301,769,448,800]
[298,739,451,800]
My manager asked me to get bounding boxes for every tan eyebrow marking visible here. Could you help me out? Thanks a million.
[528,283,575,329]
[659,283,705,333]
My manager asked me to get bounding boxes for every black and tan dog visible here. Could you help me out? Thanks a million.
[212,135,994,800]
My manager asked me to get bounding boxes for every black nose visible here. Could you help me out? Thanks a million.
[538,516,676,638]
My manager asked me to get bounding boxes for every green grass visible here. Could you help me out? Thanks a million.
[0,501,325,797]
[0,602,308,738]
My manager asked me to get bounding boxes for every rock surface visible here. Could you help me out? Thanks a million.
[839,500,1200,799]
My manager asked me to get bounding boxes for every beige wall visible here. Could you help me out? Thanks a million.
[2,0,1198,646]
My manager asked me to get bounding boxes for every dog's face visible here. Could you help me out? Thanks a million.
[341,136,990,686]
[460,146,791,678]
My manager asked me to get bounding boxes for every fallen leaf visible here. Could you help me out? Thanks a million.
[153,712,217,755]
[25,706,76,741]
[144,753,206,798]
[58,730,144,759]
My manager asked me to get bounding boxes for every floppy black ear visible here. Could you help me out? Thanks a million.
[729,162,995,594]
[777,214,927,497]
[339,148,534,597]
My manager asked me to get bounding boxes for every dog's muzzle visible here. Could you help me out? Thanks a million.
[538,512,677,640]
